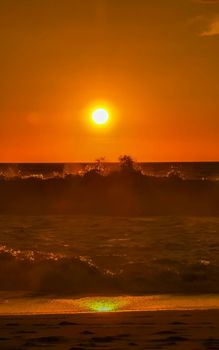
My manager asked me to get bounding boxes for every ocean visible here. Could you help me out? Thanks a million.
[0,162,219,314]
[0,162,219,180]
[0,215,219,298]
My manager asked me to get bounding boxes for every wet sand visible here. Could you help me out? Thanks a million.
[0,310,219,349]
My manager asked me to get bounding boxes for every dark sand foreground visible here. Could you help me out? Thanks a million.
[0,310,219,350]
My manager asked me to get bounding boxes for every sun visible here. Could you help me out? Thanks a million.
[92,108,109,125]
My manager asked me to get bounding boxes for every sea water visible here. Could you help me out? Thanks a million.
[0,215,219,314]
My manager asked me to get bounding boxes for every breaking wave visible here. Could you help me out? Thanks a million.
[0,214,219,297]
[0,245,116,295]
[0,241,218,296]
[0,162,219,180]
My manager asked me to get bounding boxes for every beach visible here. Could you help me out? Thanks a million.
[0,310,219,349]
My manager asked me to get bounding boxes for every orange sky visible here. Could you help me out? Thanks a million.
[1,0,219,162]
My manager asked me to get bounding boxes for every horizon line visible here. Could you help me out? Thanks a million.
[0,160,219,164]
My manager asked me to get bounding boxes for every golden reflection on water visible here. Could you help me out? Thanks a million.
[1,295,219,315]
[86,299,122,312]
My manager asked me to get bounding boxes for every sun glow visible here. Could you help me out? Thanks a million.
[92,108,109,125]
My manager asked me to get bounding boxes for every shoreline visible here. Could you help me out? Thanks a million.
[1,294,219,316]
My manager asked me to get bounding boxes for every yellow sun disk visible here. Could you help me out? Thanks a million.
[92,108,109,125]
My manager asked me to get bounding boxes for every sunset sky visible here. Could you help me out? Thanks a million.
[1,0,219,162]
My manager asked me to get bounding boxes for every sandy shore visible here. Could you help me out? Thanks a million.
[0,310,219,349]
